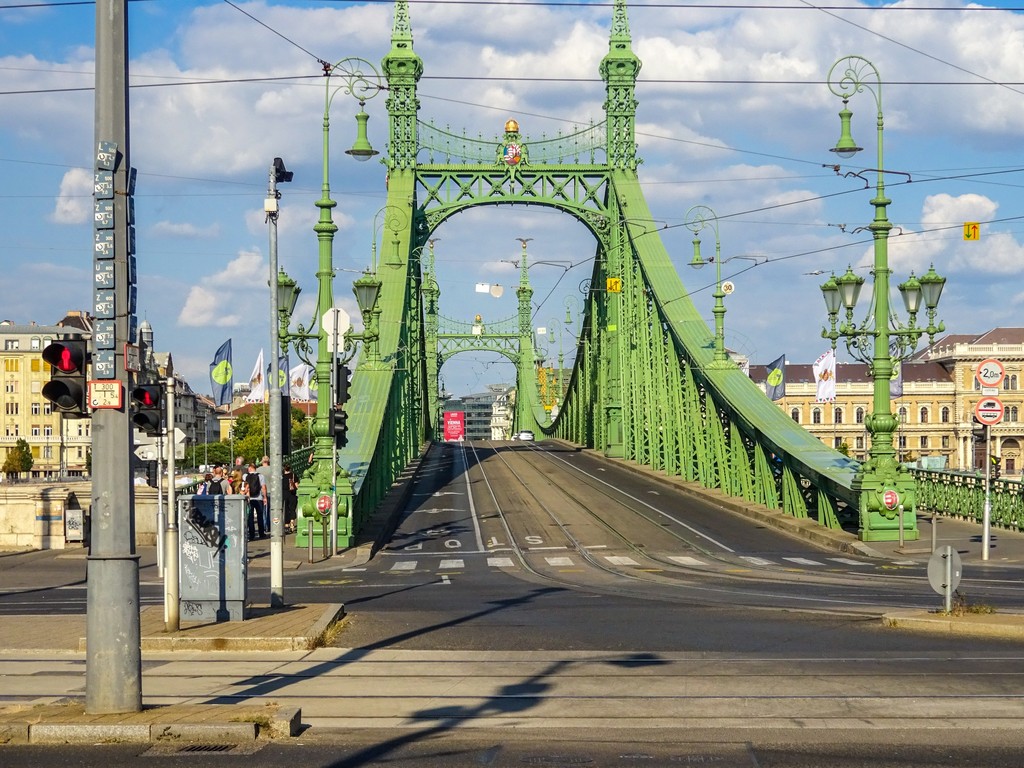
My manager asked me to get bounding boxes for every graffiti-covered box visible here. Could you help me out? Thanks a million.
[177,495,247,622]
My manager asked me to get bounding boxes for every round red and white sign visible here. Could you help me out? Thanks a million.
[882,489,900,510]
[316,495,332,512]
[976,358,1006,389]
[974,396,1005,426]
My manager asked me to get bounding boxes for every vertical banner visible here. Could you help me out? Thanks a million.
[813,349,836,403]
[209,339,233,406]
[766,355,786,401]
[443,411,465,441]
[245,349,265,403]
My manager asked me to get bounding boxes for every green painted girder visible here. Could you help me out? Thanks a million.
[416,165,610,233]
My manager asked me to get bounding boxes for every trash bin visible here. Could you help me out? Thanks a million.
[177,495,247,622]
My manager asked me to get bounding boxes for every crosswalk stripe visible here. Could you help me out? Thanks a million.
[390,561,417,571]
[487,557,515,568]
[438,559,464,570]
[605,556,640,566]
[830,557,870,566]
[739,556,773,566]
[545,556,575,567]
[783,557,824,566]
[669,556,707,567]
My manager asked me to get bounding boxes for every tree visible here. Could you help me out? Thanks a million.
[2,438,34,476]
[836,442,851,457]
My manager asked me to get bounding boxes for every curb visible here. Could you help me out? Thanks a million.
[0,704,301,745]
[882,609,1024,640]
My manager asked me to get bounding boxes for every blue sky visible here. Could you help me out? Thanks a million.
[3,1,1024,400]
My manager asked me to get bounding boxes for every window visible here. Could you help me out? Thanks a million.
[834,407,843,424]
[31,402,40,415]
[43,425,52,437]
[855,436,864,450]
[3,359,19,373]
[4,339,19,351]
[5,425,18,437]
[898,435,907,450]
[4,380,14,394]
[1008,406,1019,423]
[855,407,865,424]
[43,402,51,415]
[5,402,18,416]
[790,408,800,423]
[898,407,908,424]
[31,358,42,372]
[30,337,41,350]
[812,408,822,424]
[834,437,843,449]
[973,378,981,391]
[30,425,40,437]
[941,406,951,423]
[919,407,929,424]
[43,445,52,459]
[920,436,928,449]
[942,435,950,448]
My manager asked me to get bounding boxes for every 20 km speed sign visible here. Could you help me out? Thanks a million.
[975,396,1005,426]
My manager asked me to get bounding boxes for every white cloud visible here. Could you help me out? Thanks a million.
[177,286,241,328]
[151,220,220,238]
[50,168,91,224]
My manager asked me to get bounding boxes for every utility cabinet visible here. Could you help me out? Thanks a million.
[177,495,247,622]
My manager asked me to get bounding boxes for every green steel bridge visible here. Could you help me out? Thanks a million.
[292,0,1023,548]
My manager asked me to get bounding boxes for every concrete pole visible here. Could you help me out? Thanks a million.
[86,0,141,714]
[267,163,285,607]
[165,375,179,631]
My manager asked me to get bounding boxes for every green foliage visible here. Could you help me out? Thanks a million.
[184,441,231,469]
[836,442,851,457]
[2,438,34,475]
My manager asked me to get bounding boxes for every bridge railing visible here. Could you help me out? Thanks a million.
[914,468,1024,529]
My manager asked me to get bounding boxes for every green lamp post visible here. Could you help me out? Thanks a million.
[821,55,946,542]
[275,56,383,550]
[685,204,730,367]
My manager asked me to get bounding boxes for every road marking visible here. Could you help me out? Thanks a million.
[830,557,870,566]
[439,559,464,570]
[783,556,824,566]
[605,555,640,566]
[739,556,773,566]
[390,561,417,571]
[892,560,917,566]
[439,574,451,585]
[529,546,568,551]
[487,557,515,568]
[583,544,608,550]
[545,556,575,567]
[669,556,707,566]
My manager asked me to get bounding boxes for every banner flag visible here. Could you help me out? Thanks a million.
[813,348,837,403]
[289,363,313,401]
[245,349,265,403]
[890,359,903,398]
[208,339,233,406]
[766,355,786,401]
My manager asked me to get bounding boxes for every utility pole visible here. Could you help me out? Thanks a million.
[87,0,142,713]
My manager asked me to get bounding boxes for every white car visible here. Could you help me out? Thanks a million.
[517,430,535,441]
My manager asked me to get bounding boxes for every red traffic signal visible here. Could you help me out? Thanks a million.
[41,338,89,417]
[131,385,163,436]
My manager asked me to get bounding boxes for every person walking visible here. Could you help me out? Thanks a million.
[205,465,231,496]
[256,455,273,532]
[242,462,267,540]
[282,466,298,533]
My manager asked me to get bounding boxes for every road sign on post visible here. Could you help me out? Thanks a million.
[974,396,1004,426]
[975,358,1005,389]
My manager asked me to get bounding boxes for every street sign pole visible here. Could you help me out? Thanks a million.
[983,423,992,562]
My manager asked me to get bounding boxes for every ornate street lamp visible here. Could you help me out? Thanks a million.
[684,204,729,367]
[820,55,946,542]
[274,57,384,551]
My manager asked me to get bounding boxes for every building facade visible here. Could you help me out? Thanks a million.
[751,328,1024,478]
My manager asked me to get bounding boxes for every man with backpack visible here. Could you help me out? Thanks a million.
[205,465,230,495]
[242,462,267,540]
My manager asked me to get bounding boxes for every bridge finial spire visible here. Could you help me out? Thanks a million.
[383,0,423,170]
[600,0,642,170]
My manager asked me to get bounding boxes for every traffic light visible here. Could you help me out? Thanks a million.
[131,385,163,436]
[991,455,1001,480]
[972,416,987,442]
[41,338,89,417]
[335,363,351,407]
[330,405,348,449]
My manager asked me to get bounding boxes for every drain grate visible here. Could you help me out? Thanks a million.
[177,744,237,753]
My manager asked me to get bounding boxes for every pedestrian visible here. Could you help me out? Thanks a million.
[256,455,273,532]
[197,472,214,494]
[242,462,267,540]
[282,466,298,533]
[229,463,244,494]
[205,465,230,495]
